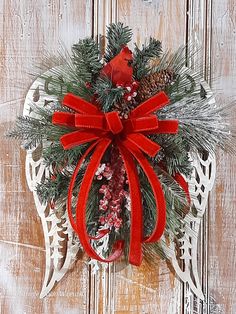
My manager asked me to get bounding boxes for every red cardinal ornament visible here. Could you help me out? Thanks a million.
[101,46,133,86]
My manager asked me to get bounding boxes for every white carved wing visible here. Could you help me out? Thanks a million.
[24,75,80,298]
[163,81,216,303]
[166,152,216,301]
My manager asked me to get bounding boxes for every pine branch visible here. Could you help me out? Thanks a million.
[36,171,72,204]
[133,37,162,80]
[151,132,193,178]
[37,50,95,101]
[7,115,69,150]
[152,46,201,103]
[38,158,102,237]
[72,38,102,84]
[93,76,125,112]
[42,142,87,169]
[7,101,73,148]
[104,22,132,62]
[36,159,89,204]
[31,101,70,119]
[165,152,192,177]
[140,164,190,261]
[86,183,101,235]
[140,165,189,239]
[42,73,93,101]
[157,166,189,210]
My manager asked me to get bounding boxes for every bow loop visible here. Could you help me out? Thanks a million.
[130,91,169,118]
[123,116,159,133]
[75,114,104,130]
[63,93,100,114]
[125,133,161,157]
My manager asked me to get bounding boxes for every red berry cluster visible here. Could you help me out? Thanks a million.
[95,149,129,231]
[116,81,139,102]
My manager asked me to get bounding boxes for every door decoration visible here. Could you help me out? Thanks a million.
[8,23,234,298]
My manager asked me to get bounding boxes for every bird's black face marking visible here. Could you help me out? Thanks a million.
[125,58,133,67]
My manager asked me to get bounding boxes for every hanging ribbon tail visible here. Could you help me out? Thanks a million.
[67,141,99,233]
[74,138,124,262]
[118,143,143,266]
[66,139,113,240]
[120,139,166,243]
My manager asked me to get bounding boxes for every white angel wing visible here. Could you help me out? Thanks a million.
[24,75,80,298]
[165,152,215,300]
[163,81,216,305]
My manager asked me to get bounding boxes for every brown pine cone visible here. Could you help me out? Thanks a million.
[137,69,176,102]
[113,99,136,119]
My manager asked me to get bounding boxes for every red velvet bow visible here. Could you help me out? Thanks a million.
[52,91,179,266]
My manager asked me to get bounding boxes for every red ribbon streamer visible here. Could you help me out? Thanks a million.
[52,91,181,266]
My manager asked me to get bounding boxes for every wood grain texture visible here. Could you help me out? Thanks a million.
[208,1,236,313]
[186,2,212,312]
[117,0,187,50]
[0,1,92,313]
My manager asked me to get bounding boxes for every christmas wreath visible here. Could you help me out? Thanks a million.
[9,23,234,270]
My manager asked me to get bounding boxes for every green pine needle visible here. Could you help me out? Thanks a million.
[7,115,68,150]
[93,76,125,112]
[72,38,103,83]
[36,170,72,204]
[140,165,189,236]
[42,142,87,169]
[151,132,193,178]
[104,22,132,62]
[133,37,162,79]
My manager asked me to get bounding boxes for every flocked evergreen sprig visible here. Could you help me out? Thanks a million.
[8,22,235,264]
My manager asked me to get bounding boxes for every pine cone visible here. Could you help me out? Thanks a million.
[114,99,136,119]
[137,69,175,102]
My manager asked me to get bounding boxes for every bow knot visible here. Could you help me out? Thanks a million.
[105,111,123,134]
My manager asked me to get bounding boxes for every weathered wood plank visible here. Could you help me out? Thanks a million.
[117,0,187,50]
[185,2,213,313]
[0,1,92,313]
[208,1,236,313]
